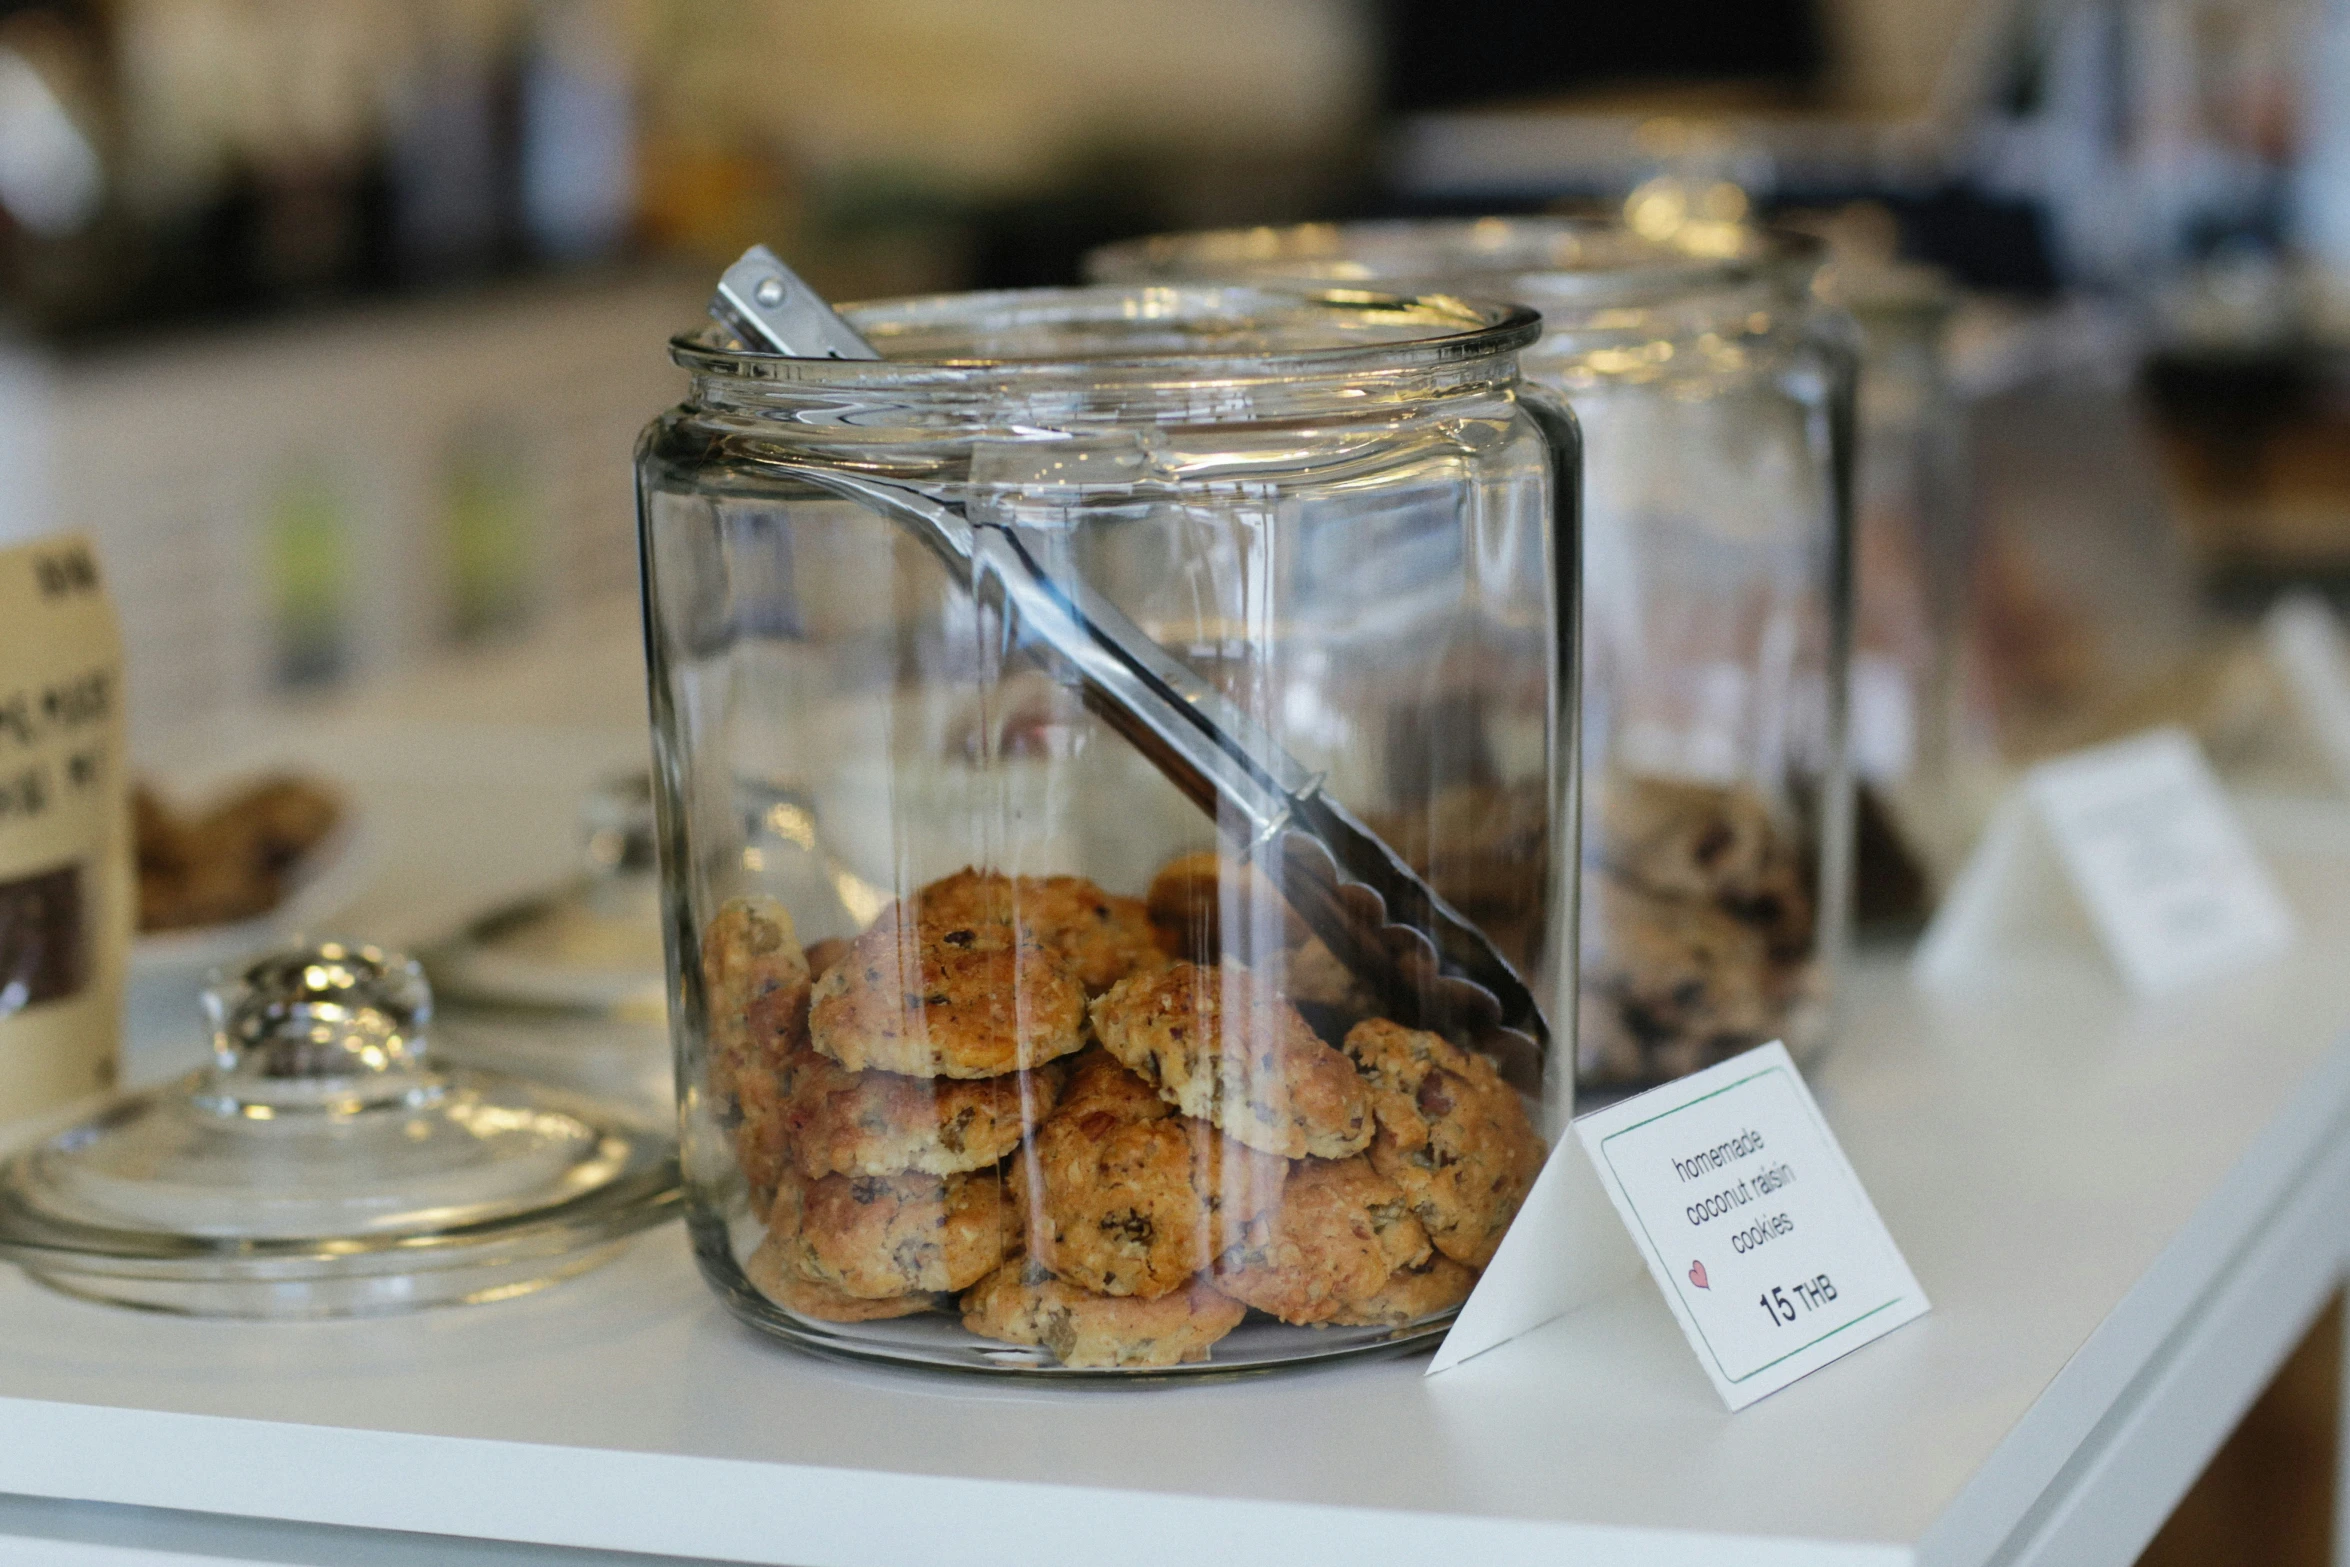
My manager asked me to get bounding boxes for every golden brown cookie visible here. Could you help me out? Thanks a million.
[777,1045,1068,1179]
[1089,961,1372,1160]
[1017,1049,1283,1299]
[1343,1019,1546,1269]
[741,1235,949,1322]
[916,868,1163,996]
[1144,851,1307,963]
[960,1258,1247,1368]
[1213,1155,1431,1325]
[770,1167,1015,1299]
[1050,1042,1173,1123]
[1325,1252,1478,1328]
[702,897,812,1103]
[808,910,1086,1080]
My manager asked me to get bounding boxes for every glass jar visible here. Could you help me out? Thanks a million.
[637,284,1577,1374]
[1838,265,1968,927]
[1092,220,1857,1095]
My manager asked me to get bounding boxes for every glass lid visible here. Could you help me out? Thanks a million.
[423,773,667,1018]
[0,939,679,1316]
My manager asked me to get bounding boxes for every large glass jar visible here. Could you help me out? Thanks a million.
[637,285,1578,1374]
[1093,221,1856,1095]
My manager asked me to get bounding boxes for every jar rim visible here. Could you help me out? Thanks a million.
[1085,217,1825,308]
[668,282,1543,386]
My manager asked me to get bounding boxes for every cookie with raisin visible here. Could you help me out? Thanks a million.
[808,910,1085,1079]
[1090,961,1371,1160]
[1342,1018,1546,1269]
[1015,1050,1283,1299]
[916,868,1163,996]
[960,1258,1246,1369]
[779,1045,1067,1179]
[1213,1155,1431,1324]
[742,1235,949,1322]
[701,896,810,1105]
[770,1166,1015,1299]
[1325,1252,1478,1328]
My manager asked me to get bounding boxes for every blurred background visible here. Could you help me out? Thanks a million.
[0,3,2341,1554]
[0,0,2343,763]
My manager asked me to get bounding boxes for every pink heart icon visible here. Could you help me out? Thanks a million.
[1688,1260,1710,1290]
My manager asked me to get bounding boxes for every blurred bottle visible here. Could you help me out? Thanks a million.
[632,0,800,269]
[0,1,112,331]
[383,4,514,284]
[1971,0,2316,298]
[2301,0,2350,330]
[517,0,634,265]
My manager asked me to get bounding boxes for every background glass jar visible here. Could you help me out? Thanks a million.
[1092,220,1858,1095]
[637,285,1578,1373]
[1837,264,1968,929]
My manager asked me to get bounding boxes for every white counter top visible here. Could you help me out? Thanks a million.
[4,624,2348,1566]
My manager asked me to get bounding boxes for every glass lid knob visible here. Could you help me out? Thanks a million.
[200,939,435,1108]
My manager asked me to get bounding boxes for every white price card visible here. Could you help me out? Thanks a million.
[2026,727,2294,996]
[1916,727,2294,998]
[1574,1042,1928,1411]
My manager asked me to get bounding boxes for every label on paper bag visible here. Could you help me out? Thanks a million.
[0,534,127,1116]
[1575,1042,1928,1411]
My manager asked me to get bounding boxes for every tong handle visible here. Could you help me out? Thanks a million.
[753,463,1550,1085]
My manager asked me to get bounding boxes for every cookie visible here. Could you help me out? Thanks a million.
[778,1045,1068,1179]
[1213,1155,1431,1324]
[1369,781,1550,910]
[1342,1019,1546,1269]
[960,1258,1246,1368]
[1089,961,1372,1160]
[701,897,811,1101]
[1018,1049,1283,1298]
[808,910,1086,1079]
[1275,937,1377,1017]
[916,868,1163,996]
[1050,1041,1175,1123]
[1581,878,1789,1081]
[1363,782,1551,969]
[805,936,851,983]
[771,1167,1015,1298]
[731,1056,792,1207]
[1325,1252,1478,1328]
[1600,777,1813,957]
[1144,852,1307,963]
[742,1235,949,1322]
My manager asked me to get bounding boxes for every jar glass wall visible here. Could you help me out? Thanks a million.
[1092,221,1858,1095]
[1841,268,1967,929]
[637,285,1577,1373]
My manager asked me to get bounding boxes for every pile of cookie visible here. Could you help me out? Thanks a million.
[1578,776,1818,1086]
[700,860,1546,1370]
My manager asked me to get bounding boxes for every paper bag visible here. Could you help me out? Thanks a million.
[0,534,127,1114]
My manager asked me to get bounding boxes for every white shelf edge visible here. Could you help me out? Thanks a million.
[1922,1029,2350,1566]
[0,1395,1911,1567]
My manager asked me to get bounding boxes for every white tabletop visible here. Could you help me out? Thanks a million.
[4,616,2348,1567]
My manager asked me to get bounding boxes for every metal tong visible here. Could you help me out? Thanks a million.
[708,247,1550,1089]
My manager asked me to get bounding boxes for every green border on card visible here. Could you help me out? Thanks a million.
[1597,1065,1906,1385]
